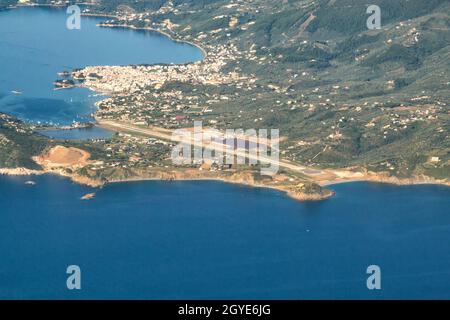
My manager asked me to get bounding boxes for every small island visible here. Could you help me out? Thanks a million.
[81,193,96,200]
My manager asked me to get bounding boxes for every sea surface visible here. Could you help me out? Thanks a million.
[0,175,450,299]
[0,6,450,300]
[0,6,202,127]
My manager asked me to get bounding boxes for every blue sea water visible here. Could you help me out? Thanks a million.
[0,175,449,300]
[0,6,203,126]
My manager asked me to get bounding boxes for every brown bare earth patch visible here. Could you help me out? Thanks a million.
[32,146,103,188]
[33,146,92,169]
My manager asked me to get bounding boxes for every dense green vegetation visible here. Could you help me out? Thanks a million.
[308,0,447,35]
[0,114,50,169]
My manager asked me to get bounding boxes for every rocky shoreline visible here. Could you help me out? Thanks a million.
[1,163,448,202]
[0,153,334,201]
[99,171,335,202]
[358,172,450,188]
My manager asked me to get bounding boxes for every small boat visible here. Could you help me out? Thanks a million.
[11,90,22,95]
[25,181,36,186]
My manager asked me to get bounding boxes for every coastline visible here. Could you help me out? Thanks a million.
[0,166,334,202]
[2,167,449,203]
[106,175,336,202]
[104,171,449,196]
[321,171,450,188]
[1,5,448,201]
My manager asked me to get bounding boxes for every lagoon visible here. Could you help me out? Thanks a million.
[38,126,114,140]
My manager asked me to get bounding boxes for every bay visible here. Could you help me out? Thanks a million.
[0,175,449,299]
[0,6,202,126]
